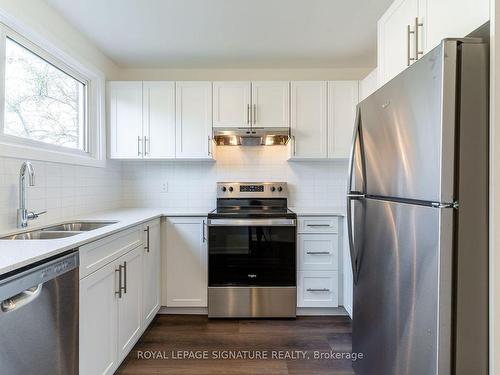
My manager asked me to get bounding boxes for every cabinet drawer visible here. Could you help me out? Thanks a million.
[298,234,338,271]
[297,271,338,307]
[298,216,338,233]
[79,226,143,279]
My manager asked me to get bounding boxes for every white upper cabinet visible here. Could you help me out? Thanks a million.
[251,81,290,128]
[419,0,489,52]
[378,0,419,85]
[378,0,489,86]
[143,81,175,159]
[290,81,327,159]
[213,81,251,128]
[108,81,143,159]
[165,217,208,307]
[175,82,213,159]
[327,81,359,159]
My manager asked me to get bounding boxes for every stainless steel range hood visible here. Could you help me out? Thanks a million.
[213,127,290,146]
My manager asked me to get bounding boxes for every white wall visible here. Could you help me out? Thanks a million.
[121,147,348,210]
[0,0,121,233]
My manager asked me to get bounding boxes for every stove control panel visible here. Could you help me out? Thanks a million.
[217,182,287,198]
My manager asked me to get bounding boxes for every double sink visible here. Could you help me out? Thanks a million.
[1,221,118,240]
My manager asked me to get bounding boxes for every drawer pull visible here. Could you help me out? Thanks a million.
[307,288,330,292]
[306,251,331,255]
[306,224,331,227]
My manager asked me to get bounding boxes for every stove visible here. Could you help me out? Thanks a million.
[207,182,297,318]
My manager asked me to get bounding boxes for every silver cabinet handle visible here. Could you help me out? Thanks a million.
[414,17,423,60]
[123,261,127,294]
[1,284,42,313]
[292,135,296,155]
[207,136,212,156]
[143,136,149,156]
[137,136,142,156]
[253,104,256,125]
[306,251,331,255]
[144,226,150,252]
[407,24,415,66]
[202,220,206,242]
[247,104,250,125]
[115,266,123,298]
[307,224,331,227]
[307,288,330,292]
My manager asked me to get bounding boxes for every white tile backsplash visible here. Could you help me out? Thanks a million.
[121,147,348,210]
[0,157,122,233]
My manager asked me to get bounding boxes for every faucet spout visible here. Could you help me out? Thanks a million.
[18,161,41,228]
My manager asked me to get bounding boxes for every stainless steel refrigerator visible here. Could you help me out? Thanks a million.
[347,38,489,375]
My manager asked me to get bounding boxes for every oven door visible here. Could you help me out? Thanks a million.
[208,218,296,287]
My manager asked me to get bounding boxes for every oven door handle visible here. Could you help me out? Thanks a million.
[207,218,296,227]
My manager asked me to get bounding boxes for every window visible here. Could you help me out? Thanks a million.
[0,22,105,166]
[4,37,88,152]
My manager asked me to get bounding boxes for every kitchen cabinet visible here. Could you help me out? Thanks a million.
[213,81,251,127]
[165,217,208,307]
[175,82,214,159]
[80,260,118,375]
[117,245,143,362]
[142,219,161,326]
[327,81,359,159]
[108,81,175,159]
[108,81,143,159]
[213,81,290,128]
[289,81,328,159]
[378,0,489,86]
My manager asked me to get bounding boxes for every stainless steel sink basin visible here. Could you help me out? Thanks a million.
[42,221,118,232]
[0,221,118,240]
[2,230,83,240]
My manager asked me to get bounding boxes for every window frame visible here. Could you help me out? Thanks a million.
[0,21,106,167]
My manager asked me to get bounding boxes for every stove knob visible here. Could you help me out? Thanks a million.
[278,186,283,192]
[228,186,234,192]
[271,186,276,192]
[221,186,227,192]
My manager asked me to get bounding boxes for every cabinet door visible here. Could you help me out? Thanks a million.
[175,82,213,159]
[251,81,290,128]
[79,261,118,375]
[143,81,175,159]
[117,246,143,362]
[166,217,207,307]
[108,81,143,159]
[142,219,161,326]
[213,81,251,128]
[290,81,327,159]
[377,0,418,85]
[327,81,359,159]
[419,0,489,53]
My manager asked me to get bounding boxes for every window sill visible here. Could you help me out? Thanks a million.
[0,141,106,168]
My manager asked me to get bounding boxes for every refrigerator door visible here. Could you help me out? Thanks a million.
[357,41,459,203]
[351,198,453,375]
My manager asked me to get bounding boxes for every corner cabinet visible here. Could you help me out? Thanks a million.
[165,217,208,307]
[378,0,489,86]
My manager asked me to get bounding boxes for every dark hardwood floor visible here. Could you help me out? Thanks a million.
[116,315,355,375]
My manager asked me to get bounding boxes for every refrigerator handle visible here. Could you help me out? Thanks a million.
[347,107,363,284]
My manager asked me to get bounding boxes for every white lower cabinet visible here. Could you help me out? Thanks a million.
[297,215,341,309]
[80,220,161,375]
[165,217,208,307]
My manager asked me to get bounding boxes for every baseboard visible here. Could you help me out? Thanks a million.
[159,306,208,315]
[296,306,349,316]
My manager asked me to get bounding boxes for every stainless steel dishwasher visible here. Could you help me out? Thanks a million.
[0,250,79,375]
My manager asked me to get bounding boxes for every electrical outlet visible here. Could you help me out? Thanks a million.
[161,181,168,193]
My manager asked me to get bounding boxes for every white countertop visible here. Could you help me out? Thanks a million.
[289,207,346,216]
[0,207,213,276]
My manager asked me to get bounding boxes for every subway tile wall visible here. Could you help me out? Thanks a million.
[121,147,348,210]
[0,157,122,233]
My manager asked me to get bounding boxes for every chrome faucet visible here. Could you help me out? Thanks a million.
[18,161,46,228]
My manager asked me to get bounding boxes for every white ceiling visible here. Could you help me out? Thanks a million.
[45,0,392,69]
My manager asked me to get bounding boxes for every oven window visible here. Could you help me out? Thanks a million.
[208,226,296,286]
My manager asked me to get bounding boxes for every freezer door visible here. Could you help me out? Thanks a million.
[351,198,453,375]
[358,41,459,203]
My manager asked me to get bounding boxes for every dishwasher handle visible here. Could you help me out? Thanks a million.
[1,283,43,313]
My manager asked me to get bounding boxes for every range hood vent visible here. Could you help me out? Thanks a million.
[213,127,290,146]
